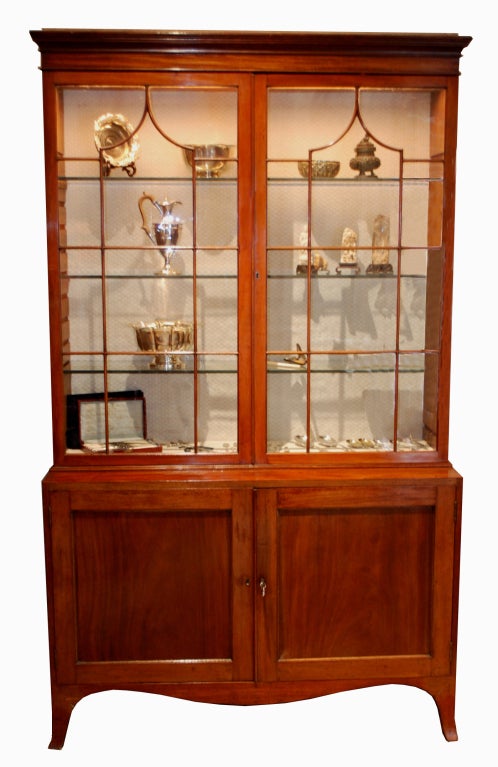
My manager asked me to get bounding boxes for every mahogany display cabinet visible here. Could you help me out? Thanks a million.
[30,29,471,748]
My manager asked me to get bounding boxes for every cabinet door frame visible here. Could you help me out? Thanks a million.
[47,485,254,685]
[41,69,255,467]
[255,482,457,682]
[253,73,459,466]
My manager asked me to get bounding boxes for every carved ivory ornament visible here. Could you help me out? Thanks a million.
[367,214,393,273]
[296,225,328,274]
[336,226,360,274]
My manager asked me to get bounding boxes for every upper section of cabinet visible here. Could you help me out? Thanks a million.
[31,31,470,468]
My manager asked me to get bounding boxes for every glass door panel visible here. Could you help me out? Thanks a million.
[265,85,446,455]
[58,83,241,457]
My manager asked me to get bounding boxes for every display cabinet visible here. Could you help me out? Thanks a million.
[30,29,470,748]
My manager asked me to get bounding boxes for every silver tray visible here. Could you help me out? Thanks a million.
[94,113,139,174]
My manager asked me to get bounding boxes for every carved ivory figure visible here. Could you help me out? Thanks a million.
[336,226,360,274]
[367,214,393,273]
[296,225,328,274]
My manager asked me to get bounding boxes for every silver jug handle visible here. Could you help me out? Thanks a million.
[138,193,156,239]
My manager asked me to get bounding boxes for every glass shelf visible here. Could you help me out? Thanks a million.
[59,175,238,184]
[65,367,238,375]
[64,364,427,375]
[59,175,441,185]
[267,272,425,279]
[266,176,443,185]
[63,272,425,280]
[64,273,238,280]
[267,366,425,374]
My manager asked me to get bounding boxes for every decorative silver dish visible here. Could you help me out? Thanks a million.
[184,144,233,178]
[94,113,139,176]
[297,160,340,179]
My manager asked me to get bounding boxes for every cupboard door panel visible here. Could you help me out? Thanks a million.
[256,484,456,681]
[49,487,253,684]
[74,510,232,662]
[278,505,433,659]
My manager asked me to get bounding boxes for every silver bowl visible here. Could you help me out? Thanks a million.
[184,144,233,178]
[297,160,340,179]
[134,320,193,370]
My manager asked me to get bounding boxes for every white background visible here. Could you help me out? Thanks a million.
[1,2,495,764]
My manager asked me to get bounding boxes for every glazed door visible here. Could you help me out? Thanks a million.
[45,71,253,464]
[255,483,458,681]
[256,76,453,462]
[47,486,254,684]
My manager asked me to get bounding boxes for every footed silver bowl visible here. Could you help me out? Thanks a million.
[134,320,194,370]
[184,144,233,178]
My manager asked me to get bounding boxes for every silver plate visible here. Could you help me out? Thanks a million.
[94,113,139,169]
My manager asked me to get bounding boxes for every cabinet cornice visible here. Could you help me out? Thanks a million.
[30,30,472,76]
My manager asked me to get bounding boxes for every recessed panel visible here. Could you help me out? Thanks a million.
[74,509,232,661]
[278,505,434,658]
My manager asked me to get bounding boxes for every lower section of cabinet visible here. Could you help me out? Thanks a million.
[42,466,462,748]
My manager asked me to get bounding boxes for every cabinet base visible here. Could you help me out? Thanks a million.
[49,677,457,748]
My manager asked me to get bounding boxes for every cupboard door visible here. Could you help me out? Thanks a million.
[48,486,253,684]
[256,483,457,681]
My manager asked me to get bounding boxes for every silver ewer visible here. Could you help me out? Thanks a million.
[138,193,182,275]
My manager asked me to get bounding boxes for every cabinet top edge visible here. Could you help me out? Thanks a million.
[29,29,472,58]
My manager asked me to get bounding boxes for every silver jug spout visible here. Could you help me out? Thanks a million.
[153,198,181,219]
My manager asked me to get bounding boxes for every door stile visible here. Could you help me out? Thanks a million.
[254,488,278,680]
[231,488,256,680]
[236,74,256,464]
[252,75,270,463]
[430,484,458,674]
[49,491,77,684]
